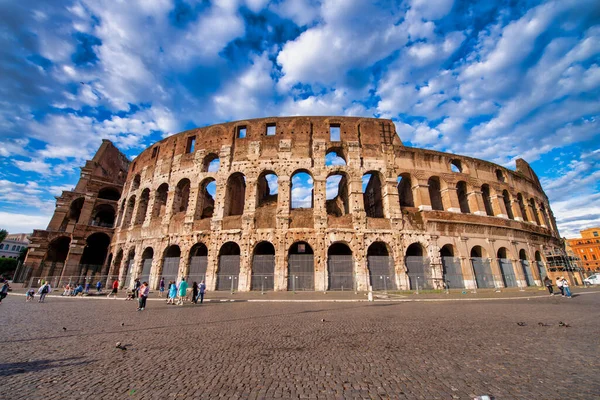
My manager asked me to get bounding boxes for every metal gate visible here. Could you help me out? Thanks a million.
[288,254,314,291]
[251,255,274,291]
[536,261,547,281]
[367,256,397,291]
[216,255,240,291]
[124,259,135,289]
[328,255,354,291]
[442,256,464,289]
[471,257,495,288]
[521,260,534,286]
[140,259,153,285]
[188,256,207,283]
[406,256,432,290]
[499,258,517,287]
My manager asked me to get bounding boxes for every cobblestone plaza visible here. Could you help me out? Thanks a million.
[2,292,599,399]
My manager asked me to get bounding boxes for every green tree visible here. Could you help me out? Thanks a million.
[0,229,7,244]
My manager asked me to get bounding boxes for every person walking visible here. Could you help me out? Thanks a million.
[556,277,564,296]
[544,276,554,295]
[159,277,165,298]
[177,278,188,306]
[191,282,199,304]
[0,280,9,304]
[85,281,91,294]
[137,281,149,311]
[561,277,572,298]
[107,279,119,298]
[96,280,102,293]
[134,278,141,298]
[38,282,52,302]
[167,280,177,304]
[197,280,206,304]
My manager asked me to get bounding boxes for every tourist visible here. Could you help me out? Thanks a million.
[73,284,84,296]
[197,280,206,304]
[167,280,177,304]
[561,277,572,298]
[543,276,553,295]
[85,281,91,294]
[96,280,102,293]
[137,281,149,311]
[107,279,119,299]
[26,288,35,302]
[191,281,199,304]
[62,283,71,296]
[0,280,9,304]
[134,278,141,298]
[159,277,165,297]
[38,282,52,302]
[177,278,188,305]
[556,277,564,296]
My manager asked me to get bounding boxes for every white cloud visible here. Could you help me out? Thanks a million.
[0,211,52,234]
[13,160,53,176]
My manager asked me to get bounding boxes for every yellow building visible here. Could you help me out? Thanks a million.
[567,227,600,273]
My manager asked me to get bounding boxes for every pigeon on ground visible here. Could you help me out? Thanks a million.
[121,322,125,326]
[62,327,67,331]
[115,342,127,350]
[516,322,526,326]
[558,321,570,327]
[321,319,325,322]
[538,322,550,327]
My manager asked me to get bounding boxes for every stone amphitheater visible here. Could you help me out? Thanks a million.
[25,116,564,292]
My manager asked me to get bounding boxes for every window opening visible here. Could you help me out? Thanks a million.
[266,124,276,136]
[185,136,196,153]
[330,125,341,141]
[237,126,247,139]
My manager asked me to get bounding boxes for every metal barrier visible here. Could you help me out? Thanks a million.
[26,275,120,293]
[288,255,314,291]
[216,274,239,292]
[251,255,275,291]
[327,255,354,291]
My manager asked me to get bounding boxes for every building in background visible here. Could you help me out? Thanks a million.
[0,233,31,259]
[567,227,600,273]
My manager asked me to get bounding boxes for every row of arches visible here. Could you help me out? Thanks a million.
[65,186,121,229]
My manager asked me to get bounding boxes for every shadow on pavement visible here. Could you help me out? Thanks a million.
[0,357,91,377]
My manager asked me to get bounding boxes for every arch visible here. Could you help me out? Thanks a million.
[363,171,384,218]
[481,184,494,216]
[152,183,169,219]
[397,173,414,208]
[123,248,136,289]
[325,148,347,166]
[251,241,275,291]
[535,250,547,281]
[495,169,505,182]
[450,159,462,173]
[502,190,514,219]
[517,193,528,221]
[91,203,115,227]
[540,203,551,227]
[188,242,208,282]
[291,170,313,209]
[367,241,396,291]
[288,241,314,291]
[161,245,181,286]
[131,174,141,191]
[497,247,517,287]
[440,244,464,288]
[470,245,494,288]
[256,171,278,208]
[327,242,354,290]
[224,173,246,216]
[112,248,123,276]
[172,178,191,214]
[135,189,150,225]
[428,176,444,211]
[98,187,121,201]
[405,243,432,289]
[326,172,349,217]
[44,236,71,264]
[195,178,216,220]
[122,195,136,227]
[217,242,241,291]
[202,153,220,172]
[519,249,534,286]
[456,181,470,214]
[80,232,111,276]
[140,247,154,286]
[69,197,85,223]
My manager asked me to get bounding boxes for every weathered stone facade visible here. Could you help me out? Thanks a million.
[108,116,562,292]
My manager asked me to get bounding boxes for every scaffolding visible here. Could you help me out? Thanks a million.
[543,245,584,273]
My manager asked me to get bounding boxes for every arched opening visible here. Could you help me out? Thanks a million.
[363,172,384,218]
[256,171,278,208]
[327,242,354,291]
[529,198,541,225]
[535,251,547,281]
[428,177,444,211]
[122,196,136,228]
[80,232,111,277]
[217,242,241,291]
[502,190,514,219]
[44,236,71,276]
[135,189,150,225]
[397,173,414,208]
[90,204,115,227]
[251,241,275,291]
[326,172,349,217]
[497,247,516,287]
[291,170,313,209]
[456,181,470,214]
[172,178,191,214]
[495,169,505,182]
[440,244,464,288]
[367,242,396,291]
[152,183,169,219]
[224,173,246,216]
[450,160,462,173]
[202,153,220,172]
[69,197,85,224]
[112,249,123,277]
[124,249,136,289]
[162,245,181,287]
[140,247,153,285]
[405,243,432,289]
[325,148,347,166]
[131,174,141,191]
[540,203,551,227]
[520,249,534,286]
[288,241,314,291]
[481,184,494,216]
[188,243,208,282]
[195,178,216,220]
[470,245,494,288]
[97,187,121,201]
[517,193,528,221]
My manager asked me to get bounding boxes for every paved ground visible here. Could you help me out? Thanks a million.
[1,291,599,399]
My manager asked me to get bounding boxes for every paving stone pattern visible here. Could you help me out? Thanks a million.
[1,293,599,399]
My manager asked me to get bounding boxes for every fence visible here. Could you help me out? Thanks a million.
[251,255,275,291]
[288,255,314,291]
[26,274,119,292]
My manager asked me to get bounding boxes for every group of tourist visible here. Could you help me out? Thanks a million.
[543,276,573,298]
[122,277,206,311]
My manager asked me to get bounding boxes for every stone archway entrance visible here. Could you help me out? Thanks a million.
[287,242,314,291]
[367,242,396,291]
[327,243,354,291]
[217,242,240,291]
[440,245,464,289]
[405,243,432,290]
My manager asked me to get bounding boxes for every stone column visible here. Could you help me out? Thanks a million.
[276,175,290,231]
[143,190,157,228]
[414,179,432,211]
[459,237,476,289]
[468,189,486,216]
[162,189,176,225]
[490,190,508,219]
[313,176,327,229]
[149,254,164,289]
[383,178,401,219]
[441,187,460,213]
[511,198,524,221]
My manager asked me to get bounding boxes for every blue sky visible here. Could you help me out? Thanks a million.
[0,0,599,238]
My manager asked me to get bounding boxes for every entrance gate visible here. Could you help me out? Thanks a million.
[328,255,354,291]
[471,257,495,288]
[188,256,207,283]
[441,256,464,289]
[536,261,547,281]
[499,258,517,287]
[124,259,134,288]
[406,256,432,290]
[288,255,314,291]
[251,255,275,291]
[140,259,152,284]
[367,256,396,291]
[162,257,180,283]
[521,259,534,286]
[217,255,240,291]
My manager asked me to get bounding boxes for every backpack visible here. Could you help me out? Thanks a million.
[41,285,49,294]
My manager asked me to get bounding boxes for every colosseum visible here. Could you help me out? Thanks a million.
[24,116,572,292]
